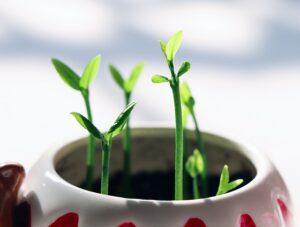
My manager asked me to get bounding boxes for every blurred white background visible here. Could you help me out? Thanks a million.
[0,0,299,221]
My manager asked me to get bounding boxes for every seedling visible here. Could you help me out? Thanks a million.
[152,31,190,200]
[216,165,244,196]
[185,149,204,199]
[71,102,136,194]
[52,56,101,190]
[108,63,144,194]
[180,81,208,197]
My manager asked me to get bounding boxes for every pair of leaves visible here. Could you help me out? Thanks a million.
[52,55,101,91]
[185,149,204,178]
[71,102,136,144]
[216,165,244,196]
[180,82,195,110]
[152,31,190,84]
[109,63,144,93]
[160,31,183,62]
[151,62,190,84]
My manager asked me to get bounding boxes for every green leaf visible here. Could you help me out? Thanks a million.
[216,165,244,196]
[165,31,183,61]
[226,179,244,192]
[51,58,81,91]
[106,102,136,140]
[186,155,197,178]
[160,41,167,58]
[125,62,144,92]
[177,61,190,77]
[180,81,195,109]
[185,149,204,178]
[193,149,204,174]
[220,165,229,187]
[80,55,101,90]
[108,64,124,90]
[151,75,169,83]
[70,112,104,140]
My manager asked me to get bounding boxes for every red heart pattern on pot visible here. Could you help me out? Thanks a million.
[14,210,296,227]
[118,222,136,227]
[277,198,291,224]
[240,214,256,227]
[184,218,206,227]
[49,212,79,227]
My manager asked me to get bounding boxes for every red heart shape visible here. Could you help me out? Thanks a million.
[49,212,79,227]
[277,199,290,222]
[184,218,206,227]
[118,222,136,227]
[240,214,256,227]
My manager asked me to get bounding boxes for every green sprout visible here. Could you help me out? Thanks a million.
[152,31,190,200]
[180,81,208,197]
[185,149,204,199]
[71,102,136,194]
[216,165,244,196]
[52,55,101,190]
[108,63,144,195]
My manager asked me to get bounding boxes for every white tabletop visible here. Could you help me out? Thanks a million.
[0,0,299,222]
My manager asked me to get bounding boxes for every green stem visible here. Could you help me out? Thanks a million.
[190,109,208,197]
[169,61,184,200]
[183,129,189,199]
[123,92,132,196]
[193,176,200,199]
[82,91,96,190]
[101,140,111,194]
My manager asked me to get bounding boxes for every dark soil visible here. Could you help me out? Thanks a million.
[83,169,253,200]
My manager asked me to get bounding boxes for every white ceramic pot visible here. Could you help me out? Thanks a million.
[20,128,292,227]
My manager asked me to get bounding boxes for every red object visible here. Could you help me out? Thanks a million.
[14,201,32,227]
[240,214,256,227]
[277,199,290,222]
[118,222,136,227]
[49,212,79,227]
[184,218,206,227]
[0,163,25,227]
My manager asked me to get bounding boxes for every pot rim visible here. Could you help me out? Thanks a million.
[44,124,272,205]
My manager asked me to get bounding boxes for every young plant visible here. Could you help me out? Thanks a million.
[71,102,136,194]
[152,31,190,200]
[180,81,208,197]
[216,165,244,196]
[185,149,204,199]
[108,63,144,194]
[52,56,101,190]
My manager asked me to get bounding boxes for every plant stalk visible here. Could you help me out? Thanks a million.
[169,61,184,200]
[101,140,111,194]
[123,92,132,195]
[82,91,96,190]
[190,109,208,197]
[193,176,200,199]
[183,129,189,199]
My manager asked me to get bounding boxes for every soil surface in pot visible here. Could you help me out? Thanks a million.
[56,128,256,200]
[89,169,253,200]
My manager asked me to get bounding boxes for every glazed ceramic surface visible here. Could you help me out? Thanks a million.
[20,128,292,227]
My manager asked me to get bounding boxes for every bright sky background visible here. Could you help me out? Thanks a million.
[0,0,299,221]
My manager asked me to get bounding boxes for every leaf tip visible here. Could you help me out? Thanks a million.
[51,58,60,67]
